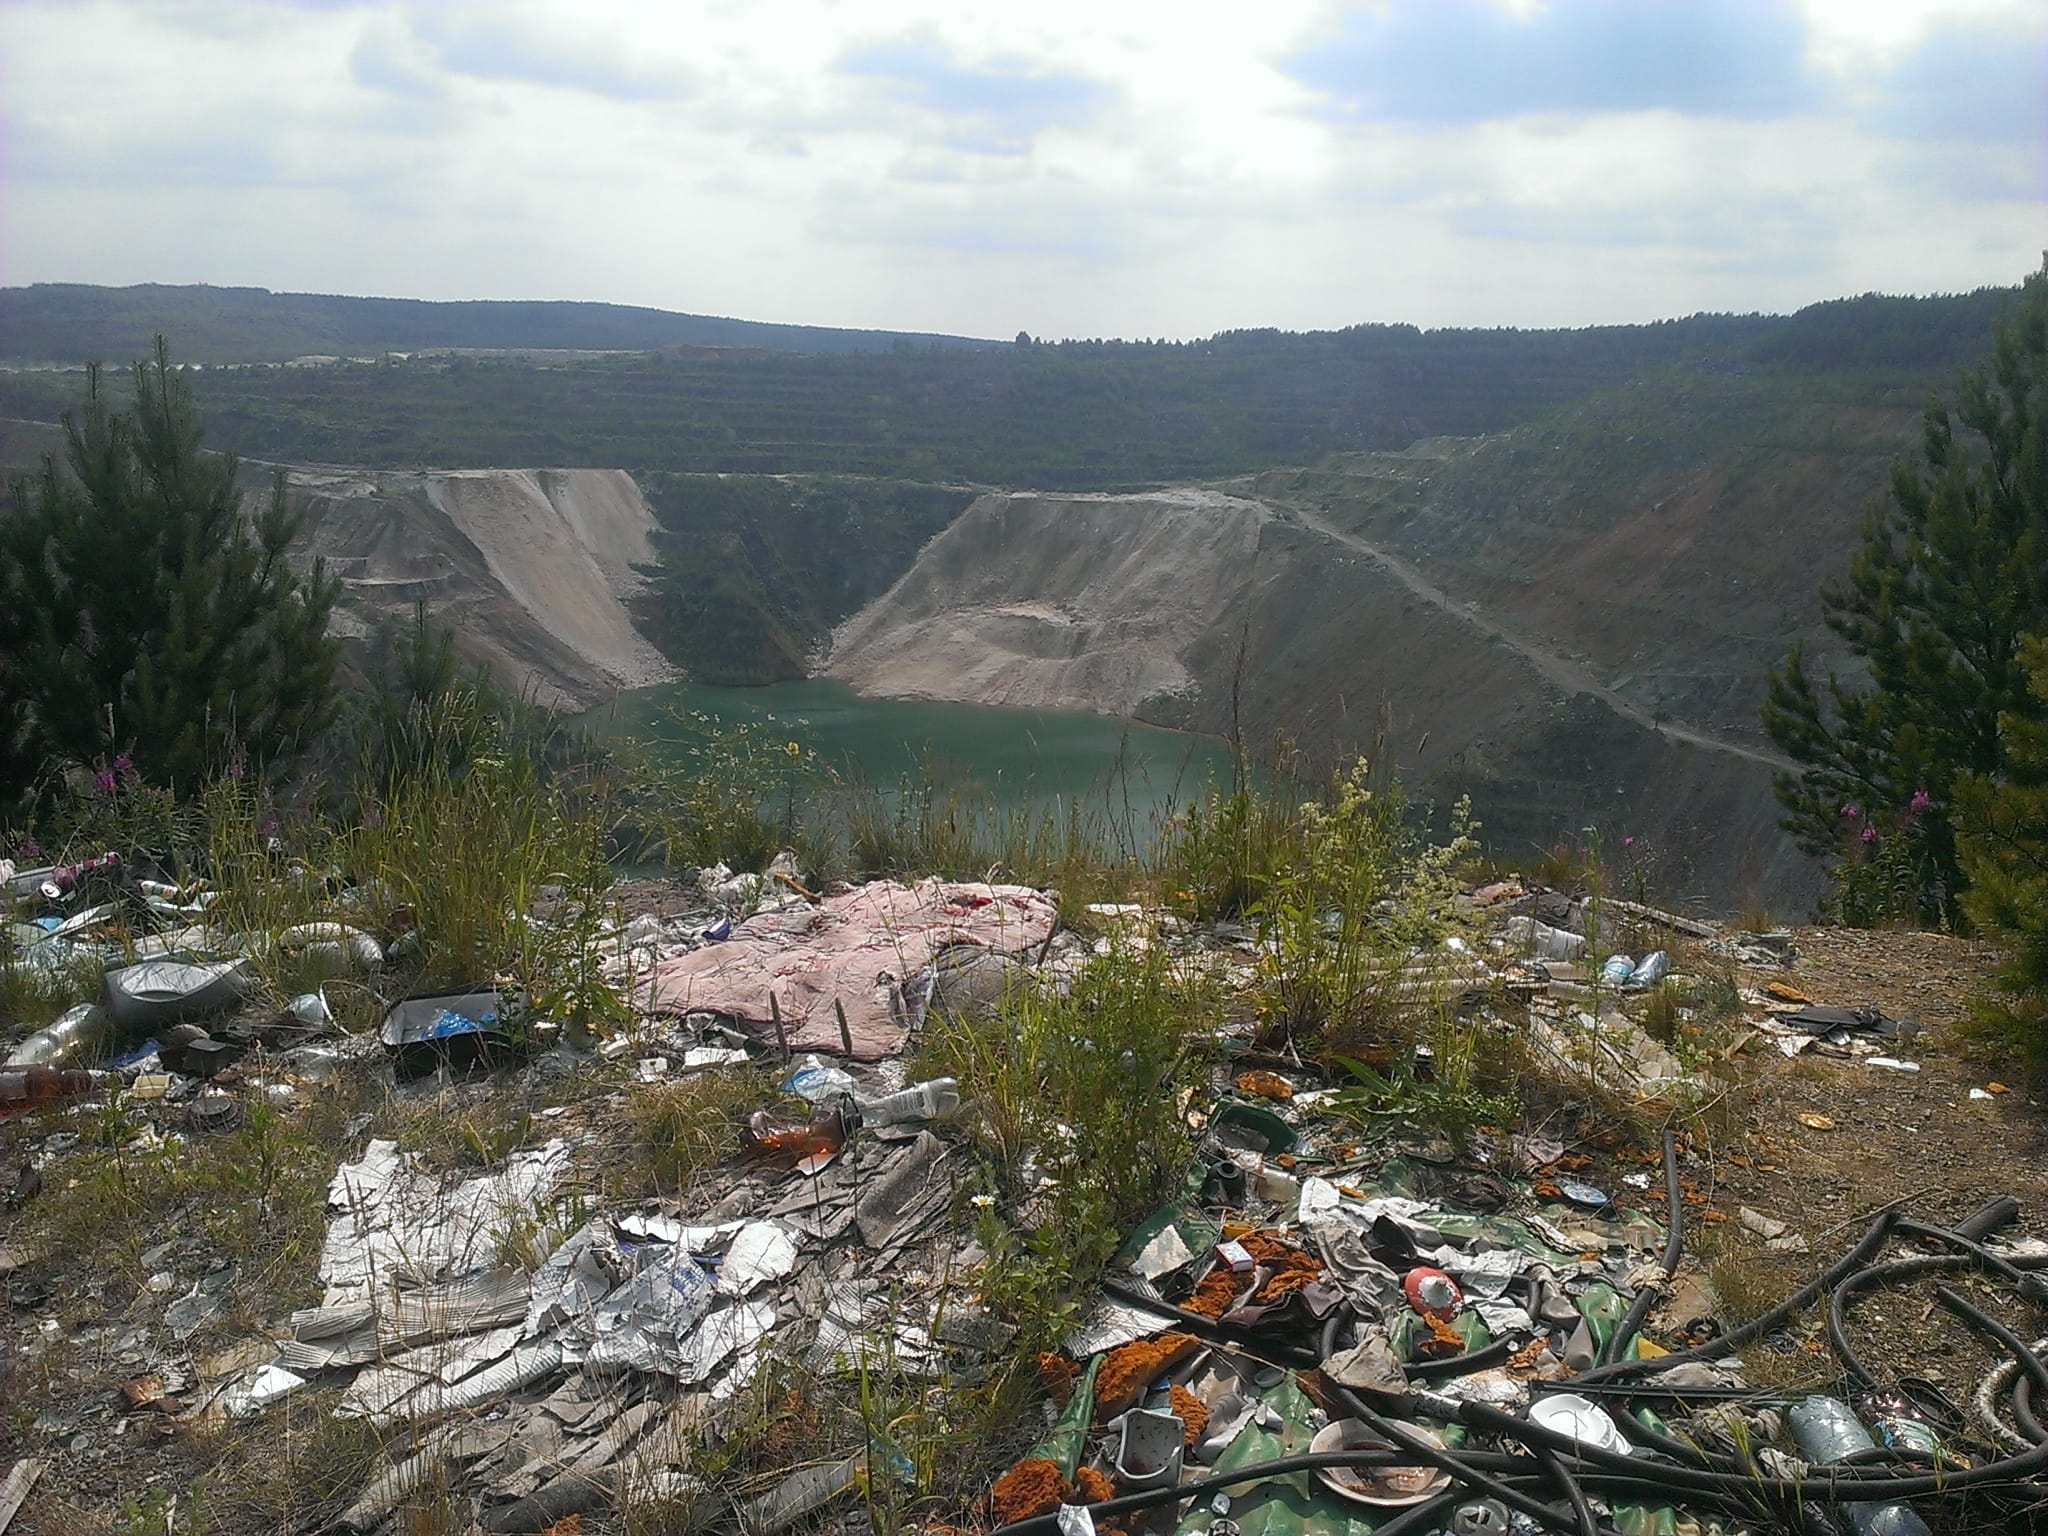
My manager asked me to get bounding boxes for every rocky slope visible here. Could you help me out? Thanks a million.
[284,466,676,710]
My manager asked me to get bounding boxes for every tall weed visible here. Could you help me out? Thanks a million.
[920,941,1212,1350]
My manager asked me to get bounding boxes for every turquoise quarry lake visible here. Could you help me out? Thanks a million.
[585,679,1236,829]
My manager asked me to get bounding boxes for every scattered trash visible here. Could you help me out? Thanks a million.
[379,989,521,1079]
[743,1104,849,1175]
[0,1459,47,1535]
[1503,914,1586,961]
[1311,1420,1451,1505]
[1527,1391,1633,1455]
[101,958,256,1034]
[2,1003,107,1068]
[1232,1069,1295,1101]
[288,990,334,1028]
[279,921,385,971]
[220,1363,306,1417]
[1868,1056,1921,1073]
[640,879,1058,1059]
[0,1065,110,1121]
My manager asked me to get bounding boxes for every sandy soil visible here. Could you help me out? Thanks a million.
[287,466,676,710]
[824,489,1271,716]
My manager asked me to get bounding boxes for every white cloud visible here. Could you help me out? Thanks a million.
[0,0,2038,338]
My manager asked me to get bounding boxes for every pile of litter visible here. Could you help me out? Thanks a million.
[7,857,2048,1536]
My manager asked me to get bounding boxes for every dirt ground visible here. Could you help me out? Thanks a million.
[1678,924,2048,1413]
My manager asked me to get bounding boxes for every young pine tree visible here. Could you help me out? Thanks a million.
[1763,268,2048,927]
[0,338,340,803]
[1957,638,2048,1049]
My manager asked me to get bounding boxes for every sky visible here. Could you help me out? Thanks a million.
[2,0,2043,340]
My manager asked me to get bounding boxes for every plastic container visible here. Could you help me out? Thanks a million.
[856,1077,961,1125]
[1503,915,1586,962]
[4,1002,108,1068]
[1627,950,1670,988]
[1787,1396,1932,1536]
[1110,1408,1185,1492]
[1600,954,1636,986]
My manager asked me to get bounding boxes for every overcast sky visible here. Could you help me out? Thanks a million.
[2,0,2042,340]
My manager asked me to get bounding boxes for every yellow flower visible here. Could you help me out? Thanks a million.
[786,741,801,758]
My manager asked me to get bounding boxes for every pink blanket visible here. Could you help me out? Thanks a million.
[638,879,1057,1060]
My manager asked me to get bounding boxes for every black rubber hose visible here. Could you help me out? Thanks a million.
[1598,1128,1683,1367]
[1897,1217,2048,1300]
[1535,1439,1600,1536]
[1411,1336,1516,1379]
[1944,1195,2021,1245]
[2015,1373,2046,1444]
[1334,1385,1622,1535]
[1935,1284,2048,1405]
[1319,1300,1348,1363]
[1572,1208,1899,1387]
[1827,1248,2047,1389]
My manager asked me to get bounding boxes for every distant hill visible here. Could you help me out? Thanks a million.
[0,283,996,364]
[0,287,2014,489]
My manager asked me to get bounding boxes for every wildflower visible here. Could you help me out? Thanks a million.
[786,741,801,758]
[112,753,133,773]
[92,769,116,794]
[1623,836,1636,849]
[1861,826,1878,844]
[970,1193,996,1209]
[1909,788,1933,813]
[1841,804,1860,820]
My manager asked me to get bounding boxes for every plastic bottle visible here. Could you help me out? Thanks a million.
[1627,950,1670,988]
[1787,1396,1932,1536]
[855,1077,962,1125]
[1600,954,1636,986]
[0,1064,111,1120]
[36,851,120,902]
[1503,915,1586,962]
[1852,1389,1950,1465]
[3,1002,108,1068]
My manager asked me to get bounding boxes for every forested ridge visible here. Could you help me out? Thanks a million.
[0,286,2013,491]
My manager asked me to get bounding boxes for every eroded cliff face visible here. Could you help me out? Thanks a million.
[826,490,1273,717]
[286,466,676,710]
[825,482,1821,910]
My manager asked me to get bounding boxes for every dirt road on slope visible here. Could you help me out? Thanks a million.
[1283,502,1796,773]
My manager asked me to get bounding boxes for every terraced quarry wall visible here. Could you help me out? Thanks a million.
[823,373,1932,911]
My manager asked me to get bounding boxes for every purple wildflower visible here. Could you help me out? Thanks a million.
[1841,804,1860,820]
[1623,836,1636,849]
[1909,788,1932,813]
[92,769,116,794]
[112,753,133,773]
[1861,825,1878,844]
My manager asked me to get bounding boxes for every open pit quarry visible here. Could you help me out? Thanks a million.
[824,482,1823,910]
[195,385,1917,913]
